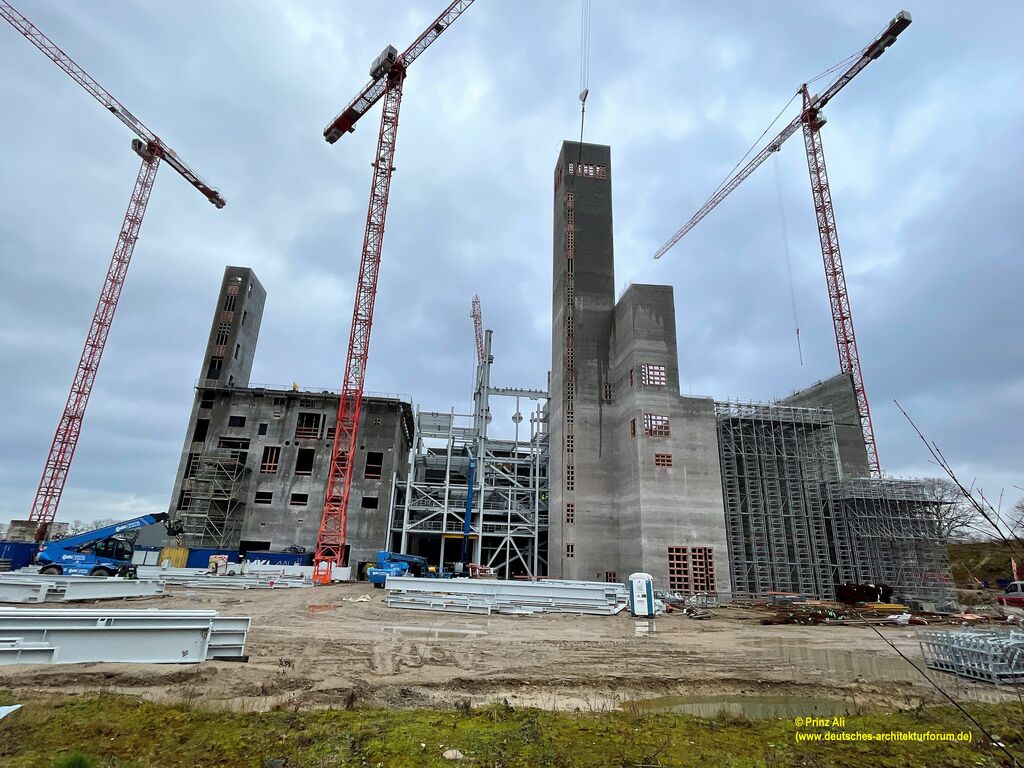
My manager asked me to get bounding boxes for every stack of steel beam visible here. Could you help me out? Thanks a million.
[919,629,1024,685]
[0,608,250,665]
[135,566,313,590]
[0,574,165,603]
[385,577,628,616]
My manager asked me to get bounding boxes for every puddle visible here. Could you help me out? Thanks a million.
[623,694,856,719]
[758,638,925,683]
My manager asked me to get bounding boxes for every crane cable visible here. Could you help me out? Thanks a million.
[773,154,803,366]
[575,0,592,175]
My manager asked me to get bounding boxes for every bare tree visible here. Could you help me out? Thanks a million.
[896,401,1024,565]
[920,477,980,540]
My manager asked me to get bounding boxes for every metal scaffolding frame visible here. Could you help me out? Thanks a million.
[391,330,549,577]
[831,477,955,604]
[716,401,952,603]
[716,402,847,599]
[179,449,250,549]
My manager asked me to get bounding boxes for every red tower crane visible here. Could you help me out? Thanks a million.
[471,294,485,364]
[313,0,476,582]
[653,10,913,478]
[1,2,225,539]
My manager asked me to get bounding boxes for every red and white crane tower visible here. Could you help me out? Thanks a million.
[653,10,913,478]
[1,2,225,539]
[314,1,476,581]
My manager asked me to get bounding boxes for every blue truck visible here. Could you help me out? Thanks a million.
[366,550,444,588]
[35,513,184,577]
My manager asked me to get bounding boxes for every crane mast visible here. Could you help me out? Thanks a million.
[471,295,485,364]
[314,0,476,582]
[652,10,911,478]
[1,1,225,538]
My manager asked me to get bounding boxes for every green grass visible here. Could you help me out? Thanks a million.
[0,691,1021,767]
[948,539,1022,588]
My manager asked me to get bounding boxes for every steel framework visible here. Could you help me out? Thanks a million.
[2,1,225,537]
[315,0,476,581]
[655,11,913,478]
[391,331,549,577]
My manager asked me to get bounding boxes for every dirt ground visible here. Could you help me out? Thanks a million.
[1,583,1017,712]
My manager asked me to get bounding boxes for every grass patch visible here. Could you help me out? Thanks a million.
[949,539,1022,587]
[0,692,1021,767]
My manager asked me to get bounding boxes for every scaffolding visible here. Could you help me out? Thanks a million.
[178,449,250,548]
[390,330,549,577]
[716,401,953,603]
[832,478,955,604]
[716,402,848,599]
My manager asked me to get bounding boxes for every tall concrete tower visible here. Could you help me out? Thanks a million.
[549,142,731,593]
[198,266,265,389]
[549,141,619,580]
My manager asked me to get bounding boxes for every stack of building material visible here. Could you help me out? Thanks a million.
[0,573,165,604]
[134,566,313,590]
[919,629,1024,685]
[0,608,250,665]
[385,577,628,616]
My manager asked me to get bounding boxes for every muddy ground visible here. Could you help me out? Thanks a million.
[1,583,1015,712]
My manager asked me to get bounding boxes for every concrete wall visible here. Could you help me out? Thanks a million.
[781,373,870,478]
[609,285,730,595]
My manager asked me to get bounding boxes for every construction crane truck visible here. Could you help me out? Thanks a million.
[35,513,184,577]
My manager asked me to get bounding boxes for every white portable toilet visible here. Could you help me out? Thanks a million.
[628,572,655,617]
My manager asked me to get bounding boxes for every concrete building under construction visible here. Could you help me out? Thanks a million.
[161,267,413,572]
[165,143,953,604]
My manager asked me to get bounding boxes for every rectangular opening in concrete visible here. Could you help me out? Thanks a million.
[361,496,379,509]
[566,543,575,558]
[259,446,280,474]
[565,503,575,524]
[206,357,223,380]
[258,423,268,436]
[289,493,308,506]
[254,491,272,505]
[654,453,673,468]
[227,415,246,428]
[215,322,230,346]
[364,451,384,480]
[643,413,670,437]
[294,448,315,476]
[192,418,209,443]
[295,412,321,440]
[641,363,667,387]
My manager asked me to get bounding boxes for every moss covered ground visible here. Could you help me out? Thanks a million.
[1,691,1021,767]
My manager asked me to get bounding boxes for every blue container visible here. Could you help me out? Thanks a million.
[245,551,311,566]
[0,540,38,570]
[185,548,239,569]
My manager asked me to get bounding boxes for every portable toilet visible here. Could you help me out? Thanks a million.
[628,572,655,617]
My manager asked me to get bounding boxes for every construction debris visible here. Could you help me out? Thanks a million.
[385,577,628,616]
[919,629,1024,685]
[0,608,250,665]
[0,705,21,721]
[0,573,165,603]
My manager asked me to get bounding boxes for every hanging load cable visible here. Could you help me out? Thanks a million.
[575,0,592,173]
[773,154,803,365]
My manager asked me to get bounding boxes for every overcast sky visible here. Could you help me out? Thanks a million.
[1,1,1021,526]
